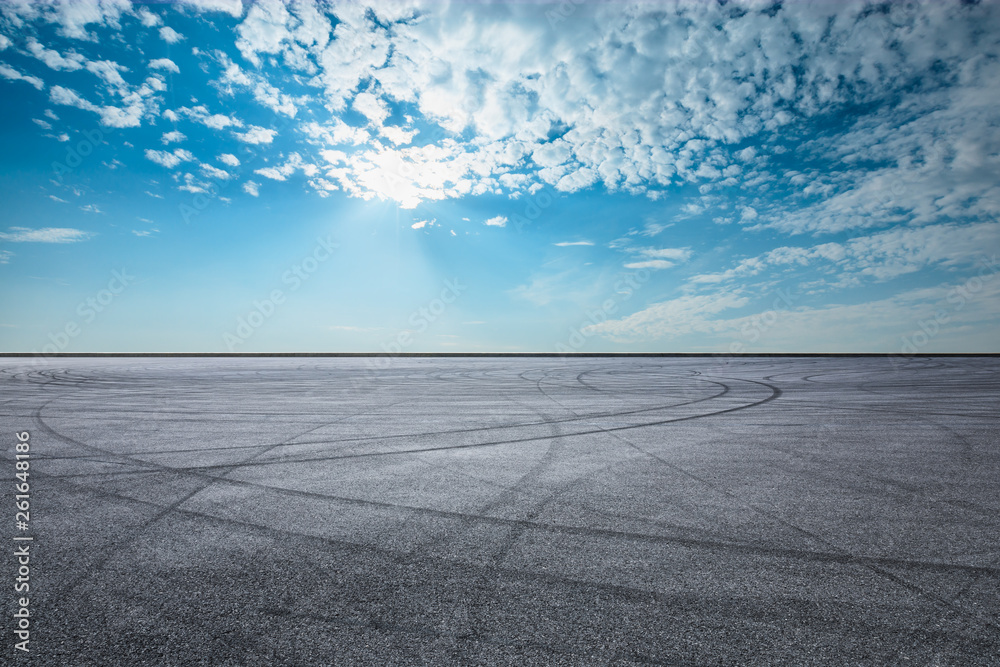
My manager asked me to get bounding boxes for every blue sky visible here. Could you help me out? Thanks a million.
[0,0,998,353]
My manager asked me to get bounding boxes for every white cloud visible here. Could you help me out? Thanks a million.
[26,38,84,70]
[635,248,692,261]
[554,241,594,246]
[483,215,507,227]
[234,0,296,66]
[352,91,388,125]
[0,64,43,90]
[97,104,145,128]
[243,180,260,196]
[380,125,417,146]
[233,125,277,144]
[137,8,161,27]
[0,226,92,243]
[589,279,1000,352]
[6,0,1000,233]
[624,260,678,270]
[85,59,127,91]
[200,163,230,180]
[3,0,131,40]
[209,0,993,212]
[584,293,751,342]
[690,222,1000,287]
[178,105,243,130]
[254,153,315,181]
[148,58,179,73]
[177,172,211,193]
[49,84,99,112]
[144,148,195,169]
[217,153,240,167]
[179,0,244,18]
[49,71,158,129]
[161,130,186,144]
[308,177,339,197]
[159,26,183,44]
[218,55,303,117]
[0,34,10,51]
[300,120,368,147]
[324,138,520,208]
[614,245,692,270]
[751,81,1000,236]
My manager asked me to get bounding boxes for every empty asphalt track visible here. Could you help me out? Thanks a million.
[1,356,998,665]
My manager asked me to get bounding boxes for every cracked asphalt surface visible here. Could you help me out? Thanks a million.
[1,355,998,665]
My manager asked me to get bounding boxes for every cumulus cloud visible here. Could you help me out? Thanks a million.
[243,180,260,196]
[97,104,145,128]
[217,153,240,167]
[203,0,994,215]
[7,0,1000,273]
[179,0,244,18]
[159,26,183,43]
[178,105,243,130]
[2,0,131,40]
[690,222,1000,287]
[137,8,161,28]
[49,84,100,112]
[352,91,388,125]
[217,55,303,117]
[177,172,212,193]
[483,215,507,227]
[148,58,179,73]
[85,59,127,90]
[26,38,84,70]
[161,130,186,144]
[233,125,277,144]
[200,163,230,180]
[0,64,44,89]
[145,148,195,169]
[49,63,161,129]
[588,279,1000,351]
[254,153,316,181]
[554,241,594,246]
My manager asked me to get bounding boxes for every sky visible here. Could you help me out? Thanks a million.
[0,0,998,354]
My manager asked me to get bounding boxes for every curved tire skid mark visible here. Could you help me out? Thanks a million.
[32,371,426,601]
[116,374,770,474]
[627,374,1000,637]
[41,376,734,468]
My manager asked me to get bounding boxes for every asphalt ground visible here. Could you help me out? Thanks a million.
[1,356,998,665]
